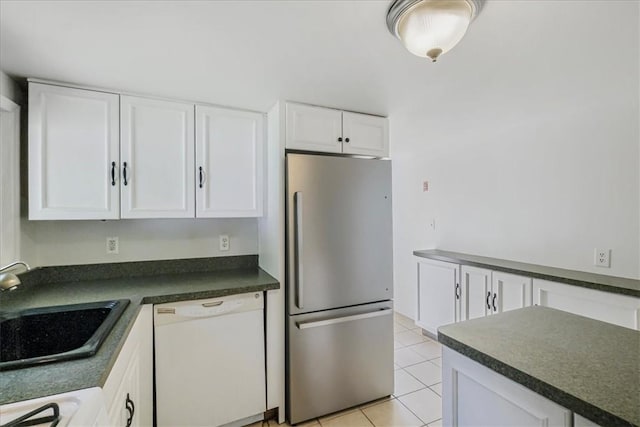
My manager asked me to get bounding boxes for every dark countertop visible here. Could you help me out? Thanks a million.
[438,306,640,427]
[413,249,640,297]
[0,258,279,405]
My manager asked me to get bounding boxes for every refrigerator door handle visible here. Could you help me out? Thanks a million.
[296,308,392,330]
[294,191,304,309]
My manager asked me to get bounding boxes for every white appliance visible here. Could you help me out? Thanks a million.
[0,388,109,427]
[154,292,266,427]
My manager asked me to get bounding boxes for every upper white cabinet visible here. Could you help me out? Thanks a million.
[417,259,460,335]
[29,81,265,220]
[195,106,264,217]
[29,83,120,220]
[285,102,388,157]
[285,103,342,153]
[341,111,389,157]
[533,279,640,330]
[120,96,195,218]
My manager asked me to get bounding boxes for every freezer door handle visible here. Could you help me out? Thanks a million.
[294,191,304,309]
[296,307,392,330]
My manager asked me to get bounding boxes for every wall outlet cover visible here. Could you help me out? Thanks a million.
[106,237,119,254]
[594,248,611,268]
[219,235,230,251]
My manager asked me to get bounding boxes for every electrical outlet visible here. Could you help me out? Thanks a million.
[594,248,610,268]
[423,181,429,192]
[219,235,230,251]
[106,237,119,254]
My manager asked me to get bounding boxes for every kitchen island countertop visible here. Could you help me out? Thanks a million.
[0,257,279,404]
[438,306,640,427]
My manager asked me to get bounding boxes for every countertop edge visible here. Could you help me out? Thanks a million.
[141,282,279,305]
[414,250,640,298]
[437,332,636,427]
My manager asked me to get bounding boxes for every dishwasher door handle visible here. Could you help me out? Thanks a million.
[202,301,223,307]
[296,308,392,330]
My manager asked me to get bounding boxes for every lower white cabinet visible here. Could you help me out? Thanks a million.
[416,259,461,335]
[443,347,572,427]
[574,414,603,427]
[460,266,492,321]
[533,279,640,330]
[492,271,532,314]
[418,261,533,334]
[460,267,532,321]
[103,305,153,427]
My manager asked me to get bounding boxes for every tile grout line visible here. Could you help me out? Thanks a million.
[358,407,376,427]
[394,392,431,426]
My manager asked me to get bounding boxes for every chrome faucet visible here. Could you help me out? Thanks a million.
[0,261,31,291]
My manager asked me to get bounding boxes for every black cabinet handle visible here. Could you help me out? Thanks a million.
[492,293,497,312]
[125,393,135,427]
[199,166,204,188]
[455,283,460,300]
[338,137,343,142]
[486,291,491,310]
[345,137,350,143]
[123,162,128,186]
[111,162,116,186]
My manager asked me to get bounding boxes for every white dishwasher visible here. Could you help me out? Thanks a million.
[154,292,265,427]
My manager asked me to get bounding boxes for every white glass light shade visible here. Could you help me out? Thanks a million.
[397,0,473,61]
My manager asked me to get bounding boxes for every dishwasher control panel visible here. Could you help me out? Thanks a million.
[154,292,263,326]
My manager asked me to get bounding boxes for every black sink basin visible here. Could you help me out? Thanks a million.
[0,299,129,371]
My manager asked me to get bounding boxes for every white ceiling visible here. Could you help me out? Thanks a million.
[0,0,638,120]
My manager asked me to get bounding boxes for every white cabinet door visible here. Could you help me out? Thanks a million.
[493,272,532,314]
[195,106,264,217]
[342,111,388,157]
[533,279,640,330]
[285,103,342,153]
[443,347,572,427]
[28,83,119,220]
[460,266,492,320]
[120,96,195,218]
[417,259,459,335]
[103,305,153,427]
[574,414,603,427]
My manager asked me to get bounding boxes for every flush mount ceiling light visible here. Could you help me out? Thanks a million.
[386,0,483,62]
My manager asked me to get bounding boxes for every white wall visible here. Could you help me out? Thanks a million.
[22,218,258,267]
[391,1,640,317]
[0,71,22,104]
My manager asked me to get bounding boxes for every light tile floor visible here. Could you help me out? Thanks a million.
[252,312,443,427]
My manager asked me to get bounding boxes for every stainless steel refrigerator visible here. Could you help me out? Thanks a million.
[286,153,394,424]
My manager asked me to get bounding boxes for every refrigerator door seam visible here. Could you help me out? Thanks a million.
[296,307,392,329]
